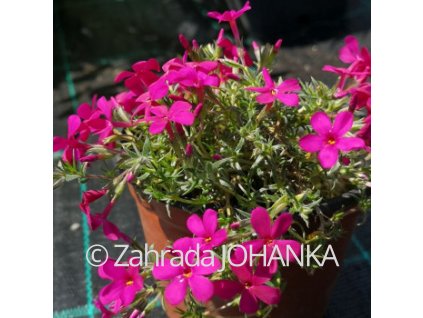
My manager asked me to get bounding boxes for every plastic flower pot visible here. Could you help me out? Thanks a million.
[128,184,361,318]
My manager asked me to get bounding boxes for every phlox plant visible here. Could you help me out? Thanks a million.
[53,1,370,317]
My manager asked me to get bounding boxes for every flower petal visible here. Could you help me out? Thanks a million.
[336,137,365,152]
[99,282,124,305]
[152,258,183,280]
[98,258,126,280]
[53,136,67,152]
[213,280,242,300]
[202,209,218,235]
[256,93,275,104]
[210,229,227,247]
[189,275,214,302]
[318,146,339,169]
[299,135,324,152]
[310,112,331,135]
[149,118,168,135]
[172,237,194,254]
[262,68,274,88]
[277,93,299,107]
[277,78,300,92]
[240,289,259,314]
[164,277,188,305]
[250,285,281,305]
[192,256,221,275]
[168,101,195,126]
[339,35,360,64]
[271,212,292,238]
[114,70,133,83]
[187,214,206,237]
[67,115,81,138]
[121,284,139,306]
[251,207,272,238]
[332,111,353,136]
[149,78,169,100]
[274,240,302,262]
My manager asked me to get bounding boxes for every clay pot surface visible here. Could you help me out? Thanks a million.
[128,185,359,318]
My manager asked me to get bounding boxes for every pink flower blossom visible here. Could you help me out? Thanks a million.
[114,91,140,114]
[240,207,301,273]
[338,35,371,82]
[208,1,251,42]
[167,65,219,89]
[148,76,169,101]
[114,58,161,95]
[53,115,90,163]
[214,261,280,314]
[80,190,129,241]
[187,209,227,250]
[148,101,195,135]
[323,36,371,94]
[247,68,301,107]
[217,29,253,66]
[152,237,221,305]
[299,111,365,169]
[97,258,143,312]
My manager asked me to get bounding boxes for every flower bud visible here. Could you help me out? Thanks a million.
[341,157,351,166]
[185,144,193,157]
[212,154,222,161]
[193,103,203,118]
[125,172,135,183]
[178,34,190,50]
[230,221,240,230]
[273,39,283,53]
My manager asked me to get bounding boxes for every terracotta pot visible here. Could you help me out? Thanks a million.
[128,185,360,318]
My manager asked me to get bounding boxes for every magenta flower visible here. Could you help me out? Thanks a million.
[97,258,143,312]
[148,101,195,135]
[152,237,221,305]
[339,35,371,81]
[80,189,129,241]
[323,35,371,93]
[114,58,161,95]
[214,261,280,314]
[167,66,219,89]
[53,115,89,163]
[148,76,169,101]
[208,1,251,42]
[240,207,301,273]
[187,209,227,250]
[247,68,301,107]
[299,111,365,169]
[217,29,253,67]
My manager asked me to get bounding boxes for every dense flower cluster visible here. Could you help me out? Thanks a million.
[53,1,370,317]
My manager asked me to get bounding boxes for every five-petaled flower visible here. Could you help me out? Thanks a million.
[247,68,301,107]
[187,209,227,250]
[299,111,365,169]
[207,1,251,42]
[214,260,280,314]
[239,207,301,273]
[53,115,90,163]
[152,237,221,305]
[97,258,144,314]
[148,101,195,135]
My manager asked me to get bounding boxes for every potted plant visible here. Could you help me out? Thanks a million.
[53,2,370,317]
